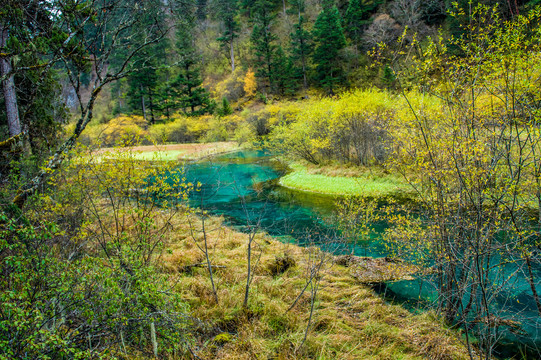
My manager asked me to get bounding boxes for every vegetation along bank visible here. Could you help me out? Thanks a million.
[3,0,541,359]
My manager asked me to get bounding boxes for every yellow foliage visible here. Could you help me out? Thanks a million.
[243,68,257,98]
[268,89,398,165]
[211,68,246,103]
[146,113,245,144]
[78,115,149,147]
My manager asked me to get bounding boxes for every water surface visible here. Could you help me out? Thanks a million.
[171,149,541,358]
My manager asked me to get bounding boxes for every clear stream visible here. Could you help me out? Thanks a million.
[170,149,541,359]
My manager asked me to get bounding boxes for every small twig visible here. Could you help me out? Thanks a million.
[181,262,227,269]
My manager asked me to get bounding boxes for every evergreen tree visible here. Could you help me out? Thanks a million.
[127,59,159,123]
[217,97,233,116]
[251,0,278,93]
[312,0,347,95]
[272,45,296,96]
[169,26,215,116]
[345,0,382,46]
[123,0,169,123]
[217,0,240,72]
[290,10,312,90]
[196,0,208,20]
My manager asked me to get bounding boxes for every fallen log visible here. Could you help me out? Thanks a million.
[334,254,424,284]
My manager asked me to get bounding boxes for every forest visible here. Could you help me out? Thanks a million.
[3,0,541,359]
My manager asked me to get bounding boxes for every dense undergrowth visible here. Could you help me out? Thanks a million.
[159,214,472,360]
[4,3,541,359]
[0,146,473,359]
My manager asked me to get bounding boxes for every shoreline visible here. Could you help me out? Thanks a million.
[277,160,415,199]
[95,141,241,162]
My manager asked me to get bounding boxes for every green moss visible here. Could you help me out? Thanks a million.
[279,163,413,198]
[213,332,233,345]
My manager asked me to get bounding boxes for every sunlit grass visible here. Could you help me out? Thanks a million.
[154,213,470,359]
[127,150,186,161]
[94,142,240,162]
[279,162,414,198]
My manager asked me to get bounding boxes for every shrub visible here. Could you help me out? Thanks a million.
[211,68,246,103]
[78,115,149,147]
[268,89,397,165]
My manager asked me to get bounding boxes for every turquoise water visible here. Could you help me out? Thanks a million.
[165,149,541,359]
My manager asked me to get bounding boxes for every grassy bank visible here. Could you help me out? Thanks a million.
[279,161,413,198]
[156,213,470,359]
[96,142,239,162]
[27,148,470,359]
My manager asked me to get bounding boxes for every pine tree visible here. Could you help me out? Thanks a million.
[345,0,382,46]
[217,0,240,72]
[272,45,296,96]
[127,62,158,123]
[169,64,215,116]
[196,0,208,20]
[251,0,278,93]
[169,22,215,116]
[217,97,233,116]
[290,12,312,90]
[123,0,169,124]
[312,0,347,95]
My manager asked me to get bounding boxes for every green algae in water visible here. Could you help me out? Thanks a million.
[156,149,541,358]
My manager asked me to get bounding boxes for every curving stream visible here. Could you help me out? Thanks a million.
[168,149,541,358]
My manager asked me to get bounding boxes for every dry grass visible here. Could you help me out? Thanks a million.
[154,213,472,360]
[95,142,239,161]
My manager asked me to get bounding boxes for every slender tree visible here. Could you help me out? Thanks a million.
[345,0,382,47]
[312,0,347,95]
[217,0,240,72]
[290,13,312,90]
[251,0,278,93]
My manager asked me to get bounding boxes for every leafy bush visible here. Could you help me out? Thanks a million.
[211,68,246,103]
[268,89,396,165]
[1,145,195,358]
[78,115,149,147]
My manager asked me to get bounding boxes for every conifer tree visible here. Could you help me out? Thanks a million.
[272,45,296,96]
[251,0,278,93]
[169,24,215,116]
[196,0,208,20]
[123,0,169,124]
[127,61,158,123]
[312,0,347,95]
[290,12,312,90]
[345,0,382,46]
[217,0,240,72]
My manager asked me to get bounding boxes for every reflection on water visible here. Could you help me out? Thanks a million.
[181,150,350,251]
[165,149,541,358]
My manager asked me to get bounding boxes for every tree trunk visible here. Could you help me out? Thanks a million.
[150,322,158,357]
[148,85,155,124]
[140,84,147,122]
[1,26,21,138]
[230,40,235,72]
